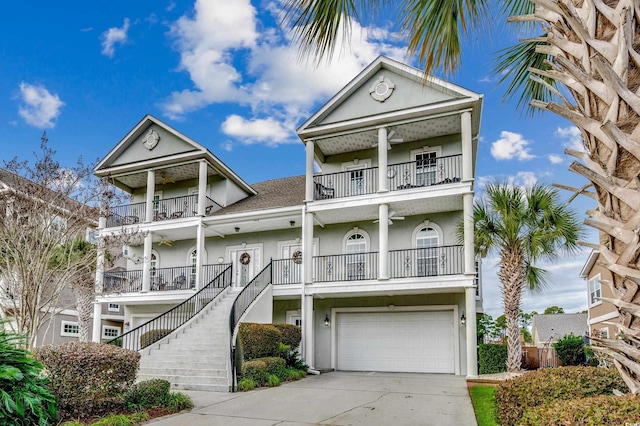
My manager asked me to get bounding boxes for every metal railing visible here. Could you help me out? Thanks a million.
[313,167,378,200]
[203,263,232,286]
[149,265,195,291]
[107,265,232,351]
[387,154,462,192]
[229,261,273,391]
[272,258,302,285]
[313,252,378,282]
[106,202,146,227]
[105,195,222,226]
[389,245,463,278]
[103,269,143,293]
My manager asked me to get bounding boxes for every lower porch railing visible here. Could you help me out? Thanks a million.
[229,261,273,392]
[106,265,232,351]
[389,245,464,278]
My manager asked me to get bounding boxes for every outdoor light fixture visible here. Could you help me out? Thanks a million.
[460,313,466,326]
[290,220,295,227]
[324,314,330,327]
[234,227,240,233]
[217,256,224,264]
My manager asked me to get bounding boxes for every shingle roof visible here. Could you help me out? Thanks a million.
[532,313,589,343]
[211,175,305,216]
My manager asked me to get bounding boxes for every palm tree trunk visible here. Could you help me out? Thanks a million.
[499,247,524,372]
[521,0,640,392]
[75,285,94,342]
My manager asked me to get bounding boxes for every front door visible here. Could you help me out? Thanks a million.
[229,247,261,287]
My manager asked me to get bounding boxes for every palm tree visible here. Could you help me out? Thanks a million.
[282,0,640,391]
[474,183,581,371]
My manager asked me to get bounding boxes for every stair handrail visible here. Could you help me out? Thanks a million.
[229,261,273,391]
[107,264,232,351]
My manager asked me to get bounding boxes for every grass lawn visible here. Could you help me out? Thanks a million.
[469,385,498,426]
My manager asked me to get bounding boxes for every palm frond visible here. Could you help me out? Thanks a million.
[494,37,555,116]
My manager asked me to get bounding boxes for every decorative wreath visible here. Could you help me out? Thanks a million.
[239,252,251,265]
[292,250,303,264]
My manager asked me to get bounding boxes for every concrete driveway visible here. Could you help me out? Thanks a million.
[147,371,477,426]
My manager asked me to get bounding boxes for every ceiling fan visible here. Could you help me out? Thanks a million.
[159,171,175,185]
[372,129,404,148]
[374,210,405,225]
[157,235,174,246]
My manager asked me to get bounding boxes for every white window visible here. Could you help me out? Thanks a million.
[341,160,371,196]
[122,245,130,257]
[61,321,79,337]
[416,227,439,276]
[108,303,120,312]
[588,275,602,306]
[86,228,98,244]
[102,326,121,339]
[346,233,367,280]
[415,152,438,186]
[599,328,609,339]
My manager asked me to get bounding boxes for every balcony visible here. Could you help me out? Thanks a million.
[102,263,229,293]
[272,245,463,285]
[105,195,222,228]
[313,154,462,200]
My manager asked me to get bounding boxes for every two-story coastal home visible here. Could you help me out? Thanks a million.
[92,56,483,391]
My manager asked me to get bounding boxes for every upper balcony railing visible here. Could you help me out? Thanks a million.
[105,195,222,227]
[312,154,462,201]
[102,263,231,293]
[271,245,463,285]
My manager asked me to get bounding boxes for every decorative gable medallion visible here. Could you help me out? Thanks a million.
[143,129,160,150]
[369,76,395,102]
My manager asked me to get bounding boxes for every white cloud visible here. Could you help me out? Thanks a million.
[556,126,586,153]
[508,171,538,188]
[490,131,535,161]
[17,83,65,128]
[160,0,406,146]
[548,154,564,164]
[101,18,130,58]
[221,115,293,145]
[220,141,233,152]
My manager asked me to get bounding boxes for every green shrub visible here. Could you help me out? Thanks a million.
[90,412,149,426]
[139,329,172,348]
[124,379,170,409]
[495,366,628,426]
[237,378,256,391]
[35,342,140,419]
[287,368,306,380]
[266,374,281,387]
[478,344,507,374]
[272,324,301,348]
[241,360,268,385]
[165,392,193,411]
[519,394,640,425]
[0,325,58,425]
[258,356,288,380]
[239,323,281,360]
[554,333,585,366]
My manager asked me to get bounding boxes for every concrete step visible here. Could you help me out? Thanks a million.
[137,373,227,386]
[140,361,227,370]
[139,367,227,377]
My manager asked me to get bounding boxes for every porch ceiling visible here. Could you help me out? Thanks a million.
[112,162,217,190]
[315,115,461,157]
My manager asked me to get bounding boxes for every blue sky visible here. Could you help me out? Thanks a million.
[0,0,596,317]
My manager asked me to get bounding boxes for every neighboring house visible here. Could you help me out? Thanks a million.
[580,249,619,339]
[92,56,483,385]
[531,313,589,347]
[0,167,124,345]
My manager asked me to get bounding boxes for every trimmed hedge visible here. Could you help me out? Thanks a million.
[124,379,171,409]
[495,366,628,426]
[273,324,302,348]
[554,333,585,366]
[259,356,289,380]
[478,344,507,374]
[35,342,140,419]
[239,323,281,360]
[519,394,640,425]
[241,360,268,384]
[140,329,172,348]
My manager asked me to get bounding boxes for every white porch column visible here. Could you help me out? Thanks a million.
[198,160,207,216]
[142,231,153,292]
[378,203,389,280]
[463,192,475,275]
[196,222,205,290]
[377,127,388,193]
[301,209,315,367]
[465,285,478,378]
[91,302,102,343]
[305,140,315,202]
[461,111,473,182]
[145,169,156,222]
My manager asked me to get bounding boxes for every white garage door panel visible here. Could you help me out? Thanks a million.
[337,311,454,373]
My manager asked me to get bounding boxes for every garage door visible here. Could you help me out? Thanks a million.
[336,310,455,373]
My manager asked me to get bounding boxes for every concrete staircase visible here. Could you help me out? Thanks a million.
[137,287,241,392]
